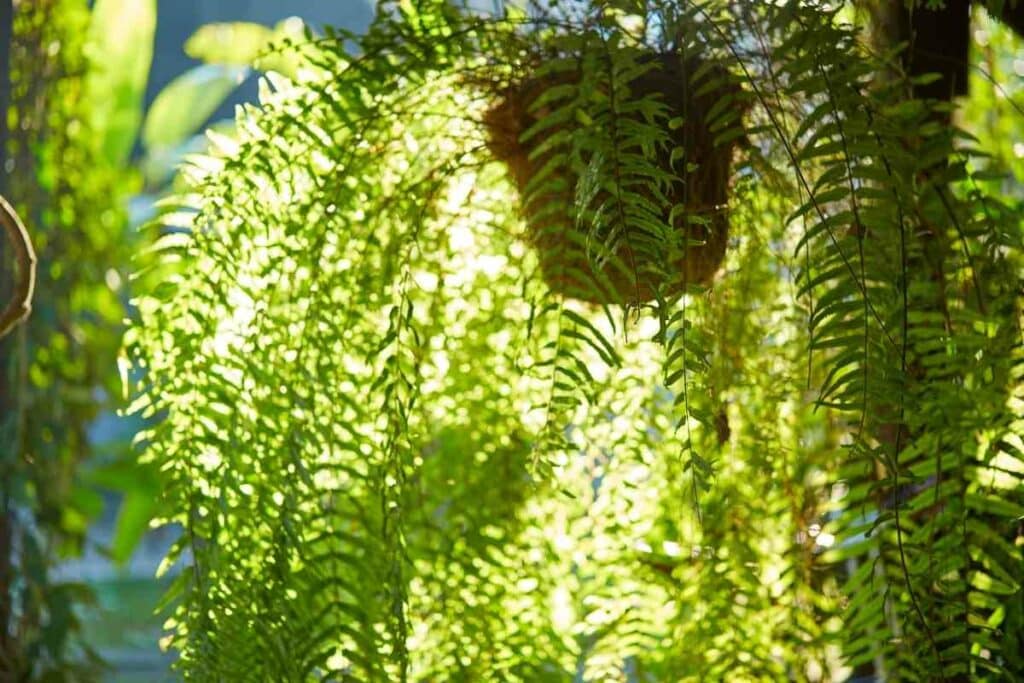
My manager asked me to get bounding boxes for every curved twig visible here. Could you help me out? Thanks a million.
[0,195,35,339]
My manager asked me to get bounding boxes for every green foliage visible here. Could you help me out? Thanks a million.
[962,5,1024,191]
[185,22,279,66]
[0,2,311,678]
[142,65,249,152]
[185,19,308,78]
[127,0,1024,680]
[83,0,156,166]
[0,0,138,677]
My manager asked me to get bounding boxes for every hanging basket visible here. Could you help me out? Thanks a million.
[484,51,741,305]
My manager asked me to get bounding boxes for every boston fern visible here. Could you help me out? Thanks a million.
[125,0,1023,680]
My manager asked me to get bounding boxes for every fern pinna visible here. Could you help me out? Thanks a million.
[126,1,1023,680]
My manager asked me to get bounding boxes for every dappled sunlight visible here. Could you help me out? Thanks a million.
[13,0,1007,681]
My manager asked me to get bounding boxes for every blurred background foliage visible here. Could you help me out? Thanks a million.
[0,1,371,679]
[964,5,1024,193]
[1,0,133,676]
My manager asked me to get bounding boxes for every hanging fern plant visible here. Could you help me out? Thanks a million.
[126,0,1024,680]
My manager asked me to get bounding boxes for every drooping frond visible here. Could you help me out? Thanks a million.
[126,1,1024,680]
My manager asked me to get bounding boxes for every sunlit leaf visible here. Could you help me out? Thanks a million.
[141,65,248,152]
[185,21,276,66]
[83,0,156,164]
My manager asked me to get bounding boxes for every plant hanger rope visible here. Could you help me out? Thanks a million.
[0,196,34,339]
